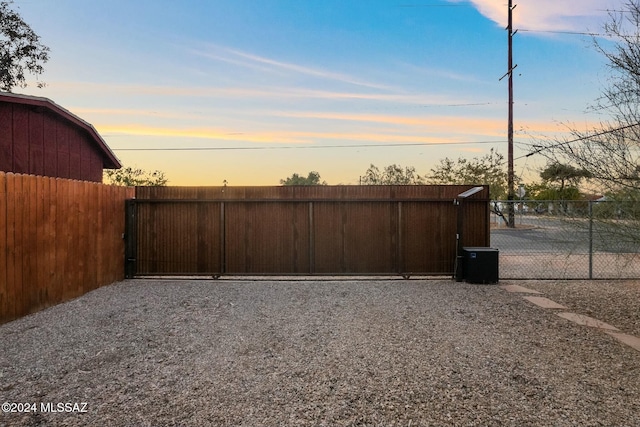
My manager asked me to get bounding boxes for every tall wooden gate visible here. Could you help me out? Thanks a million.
[125,185,489,277]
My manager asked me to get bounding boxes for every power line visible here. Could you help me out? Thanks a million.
[518,29,604,37]
[596,9,635,13]
[111,140,507,152]
[418,102,495,107]
[519,122,640,160]
[474,125,640,172]
[397,3,466,7]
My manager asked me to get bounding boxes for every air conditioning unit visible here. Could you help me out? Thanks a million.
[463,247,499,284]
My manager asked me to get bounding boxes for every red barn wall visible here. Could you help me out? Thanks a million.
[0,102,106,182]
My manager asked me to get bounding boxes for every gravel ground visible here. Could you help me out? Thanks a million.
[1,278,639,427]
[509,279,640,337]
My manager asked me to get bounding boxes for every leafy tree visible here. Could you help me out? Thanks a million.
[428,149,511,224]
[0,1,49,91]
[427,149,508,199]
[360,164,425,185]
[539,162,592,195]
[532,186,583,202]
[280,171,326,186]
[104,166,168,186]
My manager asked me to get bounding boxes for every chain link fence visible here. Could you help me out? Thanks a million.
[490,200,640,279]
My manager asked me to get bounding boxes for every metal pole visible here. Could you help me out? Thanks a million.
[589,201,593,279]
[507,0,516,228]
[398,201,403,276]
[124,199,137,279]
[454,187,484,281]
[455,198,464,281]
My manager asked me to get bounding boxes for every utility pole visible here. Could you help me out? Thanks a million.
[507,0,516,228]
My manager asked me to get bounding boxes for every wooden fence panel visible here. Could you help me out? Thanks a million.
[343,202,396,273]
[312,202,397,274]
[311,202,343,274]
[401,201,458,274]
[0,172,133,324]
[225,202,309,274]
[130,185,489,277]
[135,201,224,275]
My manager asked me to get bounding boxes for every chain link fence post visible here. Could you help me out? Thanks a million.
[589,200,593,280]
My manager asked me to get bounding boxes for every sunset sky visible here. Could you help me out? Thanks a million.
[14,0,623,186]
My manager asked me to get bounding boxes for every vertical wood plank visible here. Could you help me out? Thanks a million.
[51,178,62,306]
[59,178,71,302]
[96,184,105,286]
[26,174,38,314]
[109,185,120,282]
[5,173,17,322]
[0,172,7,323]
[77,180,88,295]
[16,174,28,316]
[88,181,99,289]
[65,178,79,300]
[77,180,87,296]
[102,184,110,282]
[35,173,46,312]
[14,174,26,317]
[43,176,55,308]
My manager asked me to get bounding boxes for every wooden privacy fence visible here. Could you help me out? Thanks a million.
[127,185,489,277]
[0,172,134,324]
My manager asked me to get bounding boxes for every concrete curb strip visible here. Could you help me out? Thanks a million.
[604,331,640,352]
[522,296,568,309]
[499,281,640,353]
[500,284,542,294]
[556,312,620,331]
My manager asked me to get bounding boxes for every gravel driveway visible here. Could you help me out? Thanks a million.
[1,278,639,426]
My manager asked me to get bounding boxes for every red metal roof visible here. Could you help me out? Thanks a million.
[0,91,122,169]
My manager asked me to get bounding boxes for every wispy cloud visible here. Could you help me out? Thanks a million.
[97,124,308,144]
[97,115,507,146]
[101,126,473,145]
[451,0,623,32]
[276,111,505,134]
[72,107,204,121]
[61,86,590,147]
[189,44,396,91]
[49,80,466,105]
